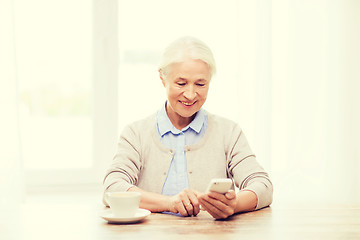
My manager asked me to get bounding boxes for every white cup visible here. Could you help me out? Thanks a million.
[105,192,141,218]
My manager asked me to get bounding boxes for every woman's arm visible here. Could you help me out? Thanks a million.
[197,122,271,219]
[227,125,273,210]
[234,190,258,212]
[127,186,170,212]
[128,186,201,217]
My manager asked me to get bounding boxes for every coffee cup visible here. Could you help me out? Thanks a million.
[105,192,141,218]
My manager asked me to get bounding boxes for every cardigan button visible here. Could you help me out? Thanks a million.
[189,171,193,174]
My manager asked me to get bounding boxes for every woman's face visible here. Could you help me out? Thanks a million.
[161,59,211,127]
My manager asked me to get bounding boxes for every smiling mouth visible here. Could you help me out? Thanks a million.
[180,101,195,106]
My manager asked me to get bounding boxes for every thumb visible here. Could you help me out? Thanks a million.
[225,190,236,200]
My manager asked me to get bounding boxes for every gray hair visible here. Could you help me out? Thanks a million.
[159,36,216,78]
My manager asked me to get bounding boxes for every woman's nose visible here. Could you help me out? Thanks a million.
[183,85,196,100]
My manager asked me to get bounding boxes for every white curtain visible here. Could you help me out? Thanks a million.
[0,0,23,238]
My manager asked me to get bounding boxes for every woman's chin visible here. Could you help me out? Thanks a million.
[177,109,198,118]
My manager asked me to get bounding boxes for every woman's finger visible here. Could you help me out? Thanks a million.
[187,191,200,216]
[182,200,194,216]
[171,196,188,216]
[224,190,236,200]
[176,200,189,216]
[179,190,194,216]
[199,192,236,219]
[207,191,232,205]
[199,195,225,219]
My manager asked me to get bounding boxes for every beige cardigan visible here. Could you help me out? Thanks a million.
[103,112,273,210]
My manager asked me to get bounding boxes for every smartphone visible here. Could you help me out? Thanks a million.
[206,178,233,194]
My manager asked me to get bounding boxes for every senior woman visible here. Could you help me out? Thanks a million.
[103,36,273,219]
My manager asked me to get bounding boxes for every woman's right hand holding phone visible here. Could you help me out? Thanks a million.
[198,190,237,219]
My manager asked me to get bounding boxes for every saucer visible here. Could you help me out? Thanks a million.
[101,208,151,224]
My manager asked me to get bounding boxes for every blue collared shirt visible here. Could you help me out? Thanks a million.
[156,102,207,196]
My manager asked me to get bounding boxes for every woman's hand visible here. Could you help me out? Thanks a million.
[168,189,200,217]
[198,190,238,219]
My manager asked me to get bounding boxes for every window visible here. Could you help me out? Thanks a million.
[15,0,94,188]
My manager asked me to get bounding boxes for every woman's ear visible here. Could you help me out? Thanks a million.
[159,69,166,87]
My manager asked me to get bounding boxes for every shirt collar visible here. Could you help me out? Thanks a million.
[187,108,206,133]
[157,102,206,136]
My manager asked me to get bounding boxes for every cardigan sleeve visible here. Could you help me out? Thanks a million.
[226,124,273,210]
[102,124,142,206]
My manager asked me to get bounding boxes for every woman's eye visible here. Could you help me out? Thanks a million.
[196,83,205,87]
[177,82,186,86]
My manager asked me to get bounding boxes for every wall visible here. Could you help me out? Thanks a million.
[271,0,360,205]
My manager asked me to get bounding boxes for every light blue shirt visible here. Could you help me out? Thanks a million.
[156,102,207,196]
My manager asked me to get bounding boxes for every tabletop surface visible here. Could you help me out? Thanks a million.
[6,201,358,240]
